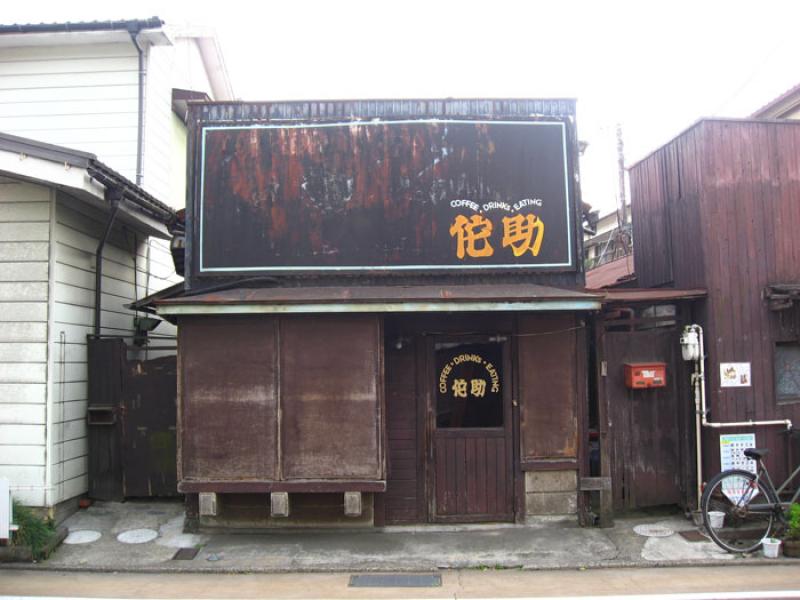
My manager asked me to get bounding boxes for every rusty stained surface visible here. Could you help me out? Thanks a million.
[156,283,601,307]
[180,317,279,481]
[280,315,383,480]
[199,120,572,271]
[517,313,580,464]
[179,315,384,485]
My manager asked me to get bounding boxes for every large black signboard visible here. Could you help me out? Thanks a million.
[197,119,573,273]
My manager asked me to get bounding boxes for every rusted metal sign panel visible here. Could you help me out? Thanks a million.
[197,119,573,274]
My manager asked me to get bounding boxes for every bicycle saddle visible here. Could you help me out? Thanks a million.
[743,448,769,460]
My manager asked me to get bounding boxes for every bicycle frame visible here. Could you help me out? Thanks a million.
[744,460,800,515]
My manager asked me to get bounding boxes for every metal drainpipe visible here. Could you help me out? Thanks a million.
[95,191,124,336]
[129,28,145,186]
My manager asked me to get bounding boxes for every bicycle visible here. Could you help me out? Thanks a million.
[701,446,800,553]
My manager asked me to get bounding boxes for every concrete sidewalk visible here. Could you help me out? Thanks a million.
[3,500,787,573]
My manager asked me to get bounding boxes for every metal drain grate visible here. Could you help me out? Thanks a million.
[349,574,442,588]
[172,547,200,560]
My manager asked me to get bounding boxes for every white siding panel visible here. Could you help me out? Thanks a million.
[61,474,87,500]
[0,83,137,103]
[11,488,45,506]
[0,56,137,76]
[0,303,48,322]
[0,383,46,404]
[61,438,87,462]
[0,202,50,221]
[0,403,44,425]
[61,419,86,443]
[0,42,136,62]
[62,456,87,481]
[0,112,138,132]
[0,282,48,302]
[0,223,50,241]
[0,424,44,445]
[10,127,137,146]
[0,465,44,486]
[0,445,45,466]
[0,242,49,262]
[0,183,49,203]
[0,97,137,118]
[0,322,47,342]
[0,70,136,91]
[50,382,87,404]
[0,263,49,282]
[0,363,47,384]
[61,400,88,424]
[0,343,47,362]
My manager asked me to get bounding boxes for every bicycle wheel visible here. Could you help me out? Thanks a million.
[701,469,777,553]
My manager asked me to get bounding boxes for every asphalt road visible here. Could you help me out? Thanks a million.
[1,564,799,599]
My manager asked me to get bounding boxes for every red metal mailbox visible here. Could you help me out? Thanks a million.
[624,363,667,389]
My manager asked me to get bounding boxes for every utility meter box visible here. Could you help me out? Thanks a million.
[624,363,666,389]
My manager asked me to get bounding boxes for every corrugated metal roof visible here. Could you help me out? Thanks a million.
[0,17,163,34]
[155,283,600,306]
[600,288,706,303]
[190,98,577,124]
[585,255,635,289]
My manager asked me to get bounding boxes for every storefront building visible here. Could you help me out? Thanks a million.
[146,99,600,527]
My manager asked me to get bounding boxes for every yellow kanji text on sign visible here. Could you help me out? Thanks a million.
[449,214,494,259]
[501,214,545,257]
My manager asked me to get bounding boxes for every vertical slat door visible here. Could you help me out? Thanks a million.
[433,431,511,520]
[431,339,513,522]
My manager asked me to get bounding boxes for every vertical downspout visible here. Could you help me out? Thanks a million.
[94,190,123,336]
[129,29,145,186]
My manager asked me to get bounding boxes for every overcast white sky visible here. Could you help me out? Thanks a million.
[4,0,800,215]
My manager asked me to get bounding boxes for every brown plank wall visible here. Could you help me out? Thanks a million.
[517,314,581,470]
[630,119,800,480]
[178,315,384,486]
[381,313,583,524]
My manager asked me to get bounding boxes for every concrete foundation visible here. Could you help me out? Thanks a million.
[524,470,578,518]
[199,493,375,530]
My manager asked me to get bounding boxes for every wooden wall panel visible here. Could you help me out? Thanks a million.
[383,336,421,524]
[180,316,278,481]
[280,315,383,480]
[517,313,579,465]
[631,119,800,483]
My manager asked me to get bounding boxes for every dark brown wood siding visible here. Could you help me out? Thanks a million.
[383,337,421,524]
[630,119,800,482]
[280,315,383,480]
[630,125,706,289]
[178,315,384,486]
[517,313,580,468]
[179,316,279,481]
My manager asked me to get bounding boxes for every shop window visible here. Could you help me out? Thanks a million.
[435,341,503,428]
[775,342,800,404]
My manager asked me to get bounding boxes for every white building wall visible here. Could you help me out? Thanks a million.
[0,179,52,506]
[0,43,140,182]
[49,192,177,504]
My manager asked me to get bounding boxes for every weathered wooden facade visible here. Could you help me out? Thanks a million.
[147,99,602,527]
[629,118,800,491]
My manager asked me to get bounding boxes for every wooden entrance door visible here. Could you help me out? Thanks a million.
[430,338,514,522]
[603,328,686,510]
